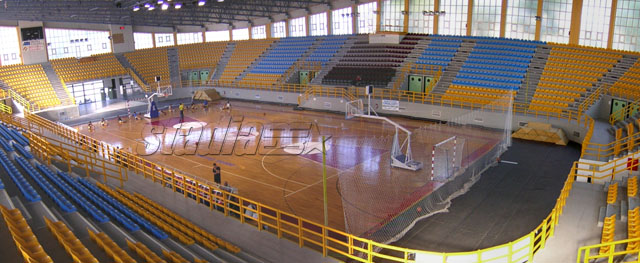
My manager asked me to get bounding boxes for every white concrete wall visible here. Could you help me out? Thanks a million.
[110,24,134,54]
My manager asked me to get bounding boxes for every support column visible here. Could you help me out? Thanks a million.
[328,10,333,35]
[403,0,410,33]
[228,29,232,41]
[248,26,253,39]
[152,33,156,47]
[568,0,583,45]
[500,0,508,37]
[285,19,290,37]
[375,0,381,33]
[304,15,310,36]
[173,32,177,46]
[607,0,618,49]
[534,0,543,41]
[466,0,473,36]
[202,29,207,42]
[266,22,272,38]
[352,5,358,34]
[434,0,440,34]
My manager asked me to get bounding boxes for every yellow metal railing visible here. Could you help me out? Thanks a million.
[609,98,640,125]
[0,102,12,114]
[0,94,589,263]
[577,238,640,263]
[8,89,37,112]
[59,78,75,105]
[127,68,150,92]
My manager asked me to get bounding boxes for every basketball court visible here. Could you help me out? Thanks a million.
[75,99,503,235]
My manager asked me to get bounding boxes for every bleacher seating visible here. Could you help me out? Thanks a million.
[442,85,515,106]
[0,205,53,263]
[0,64,61,108]
[240,37,316,86]
[611,58,640,99]
[44,216,99,263]
[127,240,167,263]
[57,171,141,232]
[306,36,348,63]
[452,39,536,91]
[530,45,620,112]
[87,229,136,263]
[416,38,461,69]
[218,39,274,83]
[77,177,169,240]
[38,166,110,223]
[0,150,40,202]
[124,47,171,86]
[50,53,127,83]
[15,157,76,213]
[178,41,228,70]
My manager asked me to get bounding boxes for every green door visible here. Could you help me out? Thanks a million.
[200,70,209,84]
[424,77,434,92]
[408,75,424,92]
[300,71,309,85]
[611,99,628,121]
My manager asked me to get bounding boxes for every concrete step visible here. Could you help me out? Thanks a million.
[41,62,73,105]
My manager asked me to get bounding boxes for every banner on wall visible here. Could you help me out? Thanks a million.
[382,100,399,111]
[22,40,45,52]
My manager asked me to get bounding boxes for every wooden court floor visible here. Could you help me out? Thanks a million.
[76,100,501,232]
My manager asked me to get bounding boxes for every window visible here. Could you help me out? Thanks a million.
[332,7,354,35]
[272,21,286,38]
[251,25,267,39]
[289,17,306,37]
[358,2,377,34]
[438,0,468,36]
[177,32,203,45]
[408,0,435,34]
[381,0,404,32]
[310,12,328,36]
[0,27,21,66]
[205,30,230,42]
[541,0,573,43]
[612,0,640,51]
[472,0,501,37]
[70,80,105,104]
[155,33,174,47]
[134,32,153,49]
[232,28,249,40]
[46,28,111,59]
[505,0,537,40]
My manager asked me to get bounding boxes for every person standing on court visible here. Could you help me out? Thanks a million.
[179,103,184,123]
[213,163,221,184]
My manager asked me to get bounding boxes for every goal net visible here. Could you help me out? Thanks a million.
[431,136,465,181]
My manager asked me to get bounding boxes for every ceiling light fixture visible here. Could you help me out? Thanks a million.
[148,4,155,10]
[133,5,140,11]
[161,3,169,9]
[157,0,164,4]
[174,2,182,9]
[144,3,151,8]
[198,0,206,6]
[217,0,224,2]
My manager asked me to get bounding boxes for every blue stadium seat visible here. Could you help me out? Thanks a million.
[14,157,76,213]
[0,151,40,202]
[77,178,168,240]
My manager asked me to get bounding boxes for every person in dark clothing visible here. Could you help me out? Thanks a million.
[213,163,221,184]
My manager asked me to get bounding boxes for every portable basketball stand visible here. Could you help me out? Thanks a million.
[345,87,422,171]
[144,85,172,119]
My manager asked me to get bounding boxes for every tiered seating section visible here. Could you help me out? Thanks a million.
[0,122,240,262]
[306,36,349,63]
[322,37,412,87]
[50,53,127,83]
[178,41,228,70]
[124,47,170,85]
[416,38,461,69]
[531,46,620,113]
[240,37,316,86]
[0,64,60,108]
[0,205,53,263]
[611,58,640,99]
[442,84,515,106]
[218,39,274,83]
[453,39,537,91]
